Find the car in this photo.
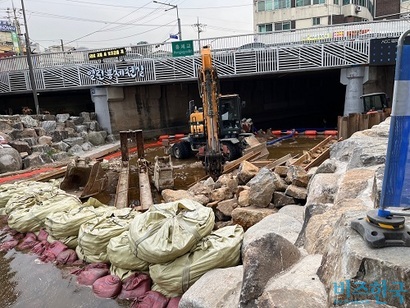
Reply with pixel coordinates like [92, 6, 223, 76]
[236, 42, 268, 51]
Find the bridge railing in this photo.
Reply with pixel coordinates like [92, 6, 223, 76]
[0, 19, 408, 73]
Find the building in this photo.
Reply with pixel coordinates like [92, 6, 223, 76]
[253, 0, 408, 33]
[0, 20, 20, 57]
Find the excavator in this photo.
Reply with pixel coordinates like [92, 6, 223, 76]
[168, 46, 264, 179]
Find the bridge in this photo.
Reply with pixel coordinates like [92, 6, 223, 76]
[0, 19, 407, 95]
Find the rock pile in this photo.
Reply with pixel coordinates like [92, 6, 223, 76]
[0, 112, 115, 174]
[161, 159, 309, 230]
[172, 117, 408, 307]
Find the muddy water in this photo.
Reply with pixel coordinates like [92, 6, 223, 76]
[0, 135, 327, 307]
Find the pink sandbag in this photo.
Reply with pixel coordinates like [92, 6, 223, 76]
[56, 249, 78, 265]
[31, 240, 50, 255]
[0, 239, 19, 252]
[118, 273, 152, 300]
[167, 297, 181, 308]
[77, 267, 110, 286]
[131, 291, 169, 308]
[92, 275, 122, 298]
[17, 233, 38, 250]
[39, 241, 68, 263]
[37, 229, 49, 241]
[71, 262, 108, 275]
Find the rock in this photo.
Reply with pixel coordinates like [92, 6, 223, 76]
[63, 137, 84, 147]
[88, 121, 100, 131]
[69, 116, 83, 125]
[237, 161, 259, 184]
[285, 184, 307, 200]
[88, 131, 105, 146]
[42, 121, 57, 135]
[316, 158, 337, 174]
[317, 210, 410, 307]
[51, 130, 69, 142]
[75, 125, 88, 133]
[232, 206, 276, 230]
[237, 188, 250, 207]
[240, 221, 301, 307]
[271, 172, 288, 192]
[188, 181, 212, 197]
[258, 254, 327, 308]
[334, 168, 376, 208]
[192, 194, 209, 205]
[247, 168, 276, 208]
[216, 198, 238, 220]
[278, 204, 305, 224]
[304, 199, 367, 254]
[23, 152, 53, 168]
[106, 134, 116, 143]
[67, 144, 84, 156]
[51, 141, 70, 152]
[38, 136, 53, 145]
[0, 120, 13, 131]
[161, 189, 194, 202]
[20, 115, 38, 128]
[51, 152, 69, 161]
[21, 128, 37, 138]
[9, 140, 32, 154]
[20, 137, 37, 146]
[179, 266, 243, 308]
[81, 142, 93, 151]
[273, 191, 295, 208]
[56, 113, 70, 123]
[216, 173, 238, 193]
[35, 127, 46, 137]
[0, 147, 22, 173]
[274, 165, 288, 177]
[210, 187, 233, 202]
[31, 144, 51, 153]
[372, 166, 384, 209]
[80, 112, 91, 122]
[286, 165, 309, 187]
[306, 173, 340, 205]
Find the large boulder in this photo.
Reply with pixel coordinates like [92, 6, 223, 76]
[232, 206, 276, 230]
[0, 147, 22, 173]
[247, 168, 276, 207]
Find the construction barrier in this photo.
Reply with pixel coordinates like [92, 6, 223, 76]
[324, 130, 338, 135]
[304, 130, 317, 135]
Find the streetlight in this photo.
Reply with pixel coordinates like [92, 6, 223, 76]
[153, 1, 182, 41]
[21, 0, 39, 115]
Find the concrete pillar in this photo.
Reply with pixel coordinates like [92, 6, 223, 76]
[340, 66, 369, 115]
[90, 87, 112, 133]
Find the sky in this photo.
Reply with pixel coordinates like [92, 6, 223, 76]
[0, 0, 254, 51]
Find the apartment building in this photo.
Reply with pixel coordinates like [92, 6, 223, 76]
[254, 0, 407, 33]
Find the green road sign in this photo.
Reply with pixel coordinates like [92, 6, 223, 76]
[172, 40, 194, 57]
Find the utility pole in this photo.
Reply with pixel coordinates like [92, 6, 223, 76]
[153, 1, 182, 41]
[12, 1, 23, 55]
[21, 0, 39, 115]
[192, 17, 206, 50]
[60, 39, 65, 52]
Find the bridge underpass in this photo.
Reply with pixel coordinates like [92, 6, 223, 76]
[0, 66, 392, 135]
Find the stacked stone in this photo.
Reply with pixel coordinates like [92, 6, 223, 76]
[0, 112, 115, 173]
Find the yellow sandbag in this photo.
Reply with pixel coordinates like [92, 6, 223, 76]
[76, 208, 137, 263]
[128, 199, 215, 264]
[7, 192, 82, 233]
[150, 225, 244, 297]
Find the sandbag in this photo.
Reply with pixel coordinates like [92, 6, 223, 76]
[128, 199, 214, 264]
[109, 265, 136, 281]
[56, 249, 78, 265]
[16, 232, 38, 250]
[77, 265, 110, 286]
[150, 225, 244, 297]
[4, 181, 62, 215]
[107, 231, 149, 271]
[118, 272, 152, 300]
[8, 192, 82, 233]
[76, 208, 137, 263]
[131, 291, 169, 308]
[40, 240, 68, 263]
[45, 200, 112, 239]
[92, 275, 122, 299]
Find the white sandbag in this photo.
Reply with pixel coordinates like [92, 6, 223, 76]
[76, 208, 137, 263]
[128, 199, 215, 264]
[107, 231, 149, 272]
[8, 192, 82, 233]
[45, 198, 113, 239]
[150, 225, 244, 297]
[5, 181, 63, 215]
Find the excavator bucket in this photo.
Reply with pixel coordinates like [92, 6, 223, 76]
[60, 158, 107, 198]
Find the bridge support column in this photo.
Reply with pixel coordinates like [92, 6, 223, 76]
[90, 87, 125, 134]
[340, 66, 369, 115]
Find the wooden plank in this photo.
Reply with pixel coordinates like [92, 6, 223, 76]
[303, 148, 330, 170]
[264, 154, 292, 170]
[33, 166, 67, 182]
[359, 113, 369, 131]
[348, 113, 360, 137]
[292, 136, 333, 166]
[138, 159, 153, 210]
[338, 116, 348, 141]
[223, 151, 259, 174]
[114, 162, 130, 209]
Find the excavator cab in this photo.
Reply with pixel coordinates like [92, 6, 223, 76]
[361, 92, 388, 113]
[219, 95, 242, 138]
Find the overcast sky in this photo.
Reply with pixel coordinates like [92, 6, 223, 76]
[0, 0, 254, 50]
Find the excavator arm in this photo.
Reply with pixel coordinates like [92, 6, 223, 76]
[198, 46, 224, 179]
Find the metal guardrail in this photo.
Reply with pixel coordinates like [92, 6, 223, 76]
[0, 19, 408, 94]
